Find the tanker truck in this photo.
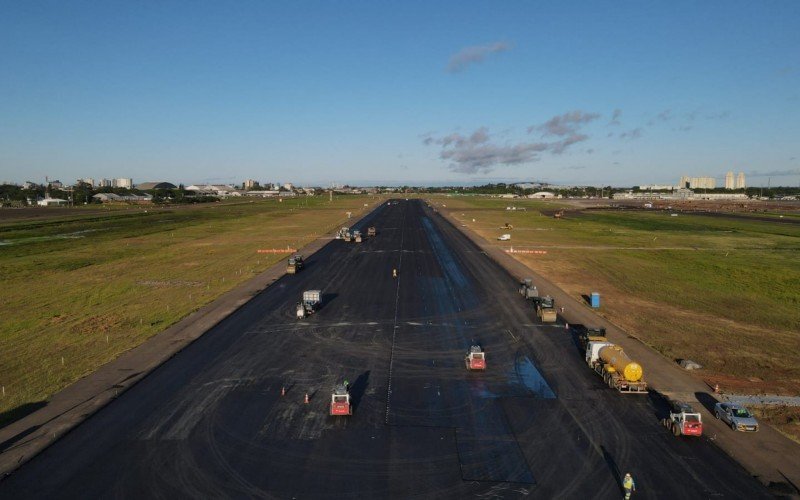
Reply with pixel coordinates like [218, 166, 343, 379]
[585, 341, 647, 393]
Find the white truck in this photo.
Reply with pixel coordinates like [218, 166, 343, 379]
[498, 234, 511, 241]
[296, 290, 322, 319]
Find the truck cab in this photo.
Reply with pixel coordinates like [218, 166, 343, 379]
[330, 385, 352, 416]
[585, 340, 614, 366]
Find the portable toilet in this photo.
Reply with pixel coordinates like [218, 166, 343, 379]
[590, 292, 600, 309]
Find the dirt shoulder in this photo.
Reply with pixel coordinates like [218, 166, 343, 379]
[432, 200, 800, 494]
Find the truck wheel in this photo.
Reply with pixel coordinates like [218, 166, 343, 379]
[673, 424, 681, 437]
[730, 421, 737, 431]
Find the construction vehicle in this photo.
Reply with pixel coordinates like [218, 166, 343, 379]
[353, 230, 362, 243]
[336, 227, 349, 240]
[533, 295, 557, 322]
[662, 399, 703, 437]
[503, 222, 514, 230]
[465, 345, 486, 370]
[343, 230, 352, 242]
[585, 341, 647, 393]
[296, 290, 322, 319]
[367, 226, 377, 237]
[286, 254, 304, 274]
[329, 384, 352, 416]
[554, 210, 564, 219]
[518, 278, 539, 300]
[578, 326, 607, 349]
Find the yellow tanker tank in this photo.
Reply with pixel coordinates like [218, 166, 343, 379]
[598, 345, 643, 382]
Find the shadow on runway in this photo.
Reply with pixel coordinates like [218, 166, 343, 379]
[349, 371, 370, 409]
[322, 292, 339, 308]
[695, 391, 721, 413]
[600, 445, 625, 496]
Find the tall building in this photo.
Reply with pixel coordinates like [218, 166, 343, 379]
[725, 171, 734, 190]
[113, 178, 133, 189]
[679, 176, 690, 189]
[684, 176, 715, 189]
[736, 172, 746, 189]
[243, 179, 257, 190]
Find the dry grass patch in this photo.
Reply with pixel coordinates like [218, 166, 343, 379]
[1, 196, 381, 424]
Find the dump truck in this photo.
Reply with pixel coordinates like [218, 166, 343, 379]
[336, 227, 349, 240]
[286, 254, 304, 274]
[585, 341, 647, 393]
[329, 384, 352, 416]
[578, 326, 607, 349]
[518, 278, 539, 300]
[296, 290, 322, 319]
[367, 226, 377, 237]
[533, 295, 557, 322]
[353, 230, 362, 243]
[465, 345, 486, 370]
[662, 399, 703, 437]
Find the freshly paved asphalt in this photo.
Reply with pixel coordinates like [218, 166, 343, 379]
[0, 199, 769, 499]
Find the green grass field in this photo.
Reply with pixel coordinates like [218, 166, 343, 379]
[435, 196, 800, 393]
[0, 196, 379, 423]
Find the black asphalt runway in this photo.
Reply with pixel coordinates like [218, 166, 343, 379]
[0, 199, 768, 499]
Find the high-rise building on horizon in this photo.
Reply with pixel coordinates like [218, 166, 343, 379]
[680, 175, 715, 190]
[725, 171, 734, 190]
[736, 172, 746, 189]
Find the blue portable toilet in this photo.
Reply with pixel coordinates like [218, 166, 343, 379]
[590, 292, 600, 308]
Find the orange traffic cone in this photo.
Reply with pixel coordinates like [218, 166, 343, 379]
[281, 386, 286, 397]
[304, 393, 310, 404]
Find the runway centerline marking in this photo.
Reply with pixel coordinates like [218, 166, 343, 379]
[385, 203, 407, 425]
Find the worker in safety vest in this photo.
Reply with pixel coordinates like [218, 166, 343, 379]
[623, 472, 636, 499]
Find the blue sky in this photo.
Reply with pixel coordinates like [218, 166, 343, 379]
[1, 1, 799, 187]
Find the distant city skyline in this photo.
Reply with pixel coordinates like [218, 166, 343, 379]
[1, 2, 799, 186]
